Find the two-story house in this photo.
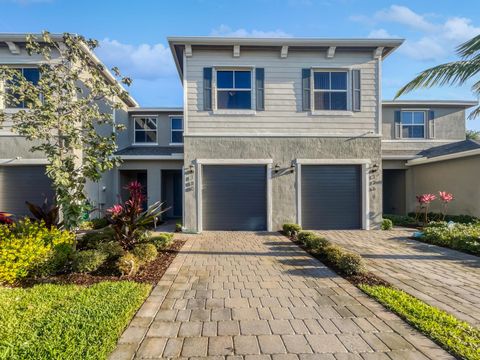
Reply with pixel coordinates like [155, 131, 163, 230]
[1, 34, 479, 231]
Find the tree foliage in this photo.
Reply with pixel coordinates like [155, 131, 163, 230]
[396, 34, 480, 119]
[0, 32, 132, 229]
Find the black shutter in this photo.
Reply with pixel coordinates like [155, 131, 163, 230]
[255, 68, 265, 111]
[203, 67, 212, 111]
[394, 110, 401, 138]
[428, 110, 435, 138]
[302, 68, 311, 111]
[352, 69, 361, 112]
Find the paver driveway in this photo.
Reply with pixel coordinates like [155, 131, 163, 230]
[110, 232, 451, 360]
[318, 229, 480, 327]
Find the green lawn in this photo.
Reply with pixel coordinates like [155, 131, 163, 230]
[0, 281, 151, 360]
[360, 284, 480, 360]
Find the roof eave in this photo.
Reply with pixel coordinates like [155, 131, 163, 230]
[383, 100, 478, 108]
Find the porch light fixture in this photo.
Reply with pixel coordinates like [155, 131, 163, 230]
[371, 164, 379, 173]
[274, 164, 280, 173]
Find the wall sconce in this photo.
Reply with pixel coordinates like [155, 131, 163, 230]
[189, 164, 195, 171]
[371, 164, 379, 173]
[289, 165, 295, 174]
[274, 164, 280, 173]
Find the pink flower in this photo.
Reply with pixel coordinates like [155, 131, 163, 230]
[125, 181, 142, 193]
[107, 204, 124, 216]
[416, 193, 436, 205]
[439, 191, 454, 203]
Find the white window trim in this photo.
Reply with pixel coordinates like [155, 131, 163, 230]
[400, 110, 426, 139]
[294, 159, 371, 230]
[132, 115, 158, 146]
[213, 67, 255, 113]
[170, 115, 184, 145]
[194, 158, 273, 233]
[311, 69, 350, 112]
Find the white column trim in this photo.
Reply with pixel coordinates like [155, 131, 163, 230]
[362, 163, 370, 230]
[266, 163, 273, 232]
[195, 161, 203, 233]
[295, 162, 302, 225]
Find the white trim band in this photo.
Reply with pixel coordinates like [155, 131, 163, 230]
[0, 158, 48, 165]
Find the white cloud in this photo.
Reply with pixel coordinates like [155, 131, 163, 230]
[210, 25, 292, 38]
[95, 39, 176, 80]
[374, 5, 436, 32]
[367, 29, 397, 39]
[354, 5, 480, 61]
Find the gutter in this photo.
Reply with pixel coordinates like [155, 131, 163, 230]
[406, 148, 480, 166]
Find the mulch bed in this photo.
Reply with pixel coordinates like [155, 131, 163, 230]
[21, 240, 186, 287]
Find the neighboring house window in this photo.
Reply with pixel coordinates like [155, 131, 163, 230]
[216, 70, 252, 109]
[313, 71, 347, 110]
[6, 68, 40, 108]
[401, 111, 425, 138]
[134, 117, 157, 144]
[171, 117, 183, 144]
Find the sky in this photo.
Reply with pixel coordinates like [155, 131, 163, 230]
[1, 0, 480, 129]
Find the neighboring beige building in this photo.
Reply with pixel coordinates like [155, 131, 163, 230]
[0, 34, 478, 230]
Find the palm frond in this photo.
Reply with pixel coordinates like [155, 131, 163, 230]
[395, 59, 480, 98]
[456, 34, 480, 58]
[468, 105, 480, 120]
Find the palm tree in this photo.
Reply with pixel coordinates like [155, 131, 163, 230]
[395, 34, 480, 119]
[466, 129, 480, 140]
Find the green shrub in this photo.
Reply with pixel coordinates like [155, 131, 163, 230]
[77, 227, 114, 249]
[72, 250, 107, 273]
[383, 214, 417, 227]
[116, 252, 140, 276]
[407, 212, 478, 224]
[310, 237, 330, 252]
[148, 232, 174, 250]
[381, 218, 393, 230]
[283, 223, 302, 238]
[91, 217, 109, 229]
[0, 220, 75, 284]
[297, 231, 317, 246]
[78, 221, 94, 230]
[132, 243, 158, 264]
[297, 231, 330, 252]
[421, 222, 480, 255]
[96, 241, 125, 259]
[337, 252, 366, 276]
[323, 244, 344, 265]
[175, 222, 182, 232]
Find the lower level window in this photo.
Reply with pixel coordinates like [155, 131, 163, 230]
[401, 111, 425, 138]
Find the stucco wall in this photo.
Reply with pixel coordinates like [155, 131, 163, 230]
[184, 136, 382, 232]
[407, 156, 480, 216]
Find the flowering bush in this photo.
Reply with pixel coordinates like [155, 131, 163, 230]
[438, 191, 454, 220]
[0, 212, 14, 225]
[107, 181, 166, 250]
[415, 193, 437, 224]
[0, 219, 75, 284]
[422, 222, 480, 255]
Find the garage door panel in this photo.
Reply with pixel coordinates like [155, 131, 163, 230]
[302, 165, 361, 230]
[0, 166, 54, 217]
[203, 165, 266, 231]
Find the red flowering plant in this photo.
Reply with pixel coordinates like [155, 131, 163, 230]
[415, 193, 437, 224]
[438, 191, 454, 220]
[0, 212, 14, 225]
[107, 181, 166, 250]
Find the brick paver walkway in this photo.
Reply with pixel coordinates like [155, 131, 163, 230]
[110, 232, 451, 360]
[317, 229, 480, 327]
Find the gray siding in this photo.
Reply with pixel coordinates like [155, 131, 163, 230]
[185, 49, 379, 136]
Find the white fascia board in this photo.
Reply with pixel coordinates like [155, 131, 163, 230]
[195, 159, 273, 165]
[119, 154, 184, 160]
[295, 158, 371, 165]
[0, 158, 48, 165]
[382, 155, 419, 160]
[406, 149, 480, 166]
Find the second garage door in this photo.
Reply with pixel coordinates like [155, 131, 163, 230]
[0, 165, 55, 217]
[202, 165, 267, 231]
[301, 165, 362, 230]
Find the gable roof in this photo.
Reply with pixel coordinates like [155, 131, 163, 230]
[0, 33, 138, 107]
[407, 139, 480, 166]
[168, 36, 404, 80]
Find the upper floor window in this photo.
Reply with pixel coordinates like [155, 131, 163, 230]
[6, 68, 40, 108]
[134, 117, 157, 144]
[401, 111, 425, 138]
[171, 117, 183, 144]
[313, 71, 347, 111]
[217, 70, 252, 109]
